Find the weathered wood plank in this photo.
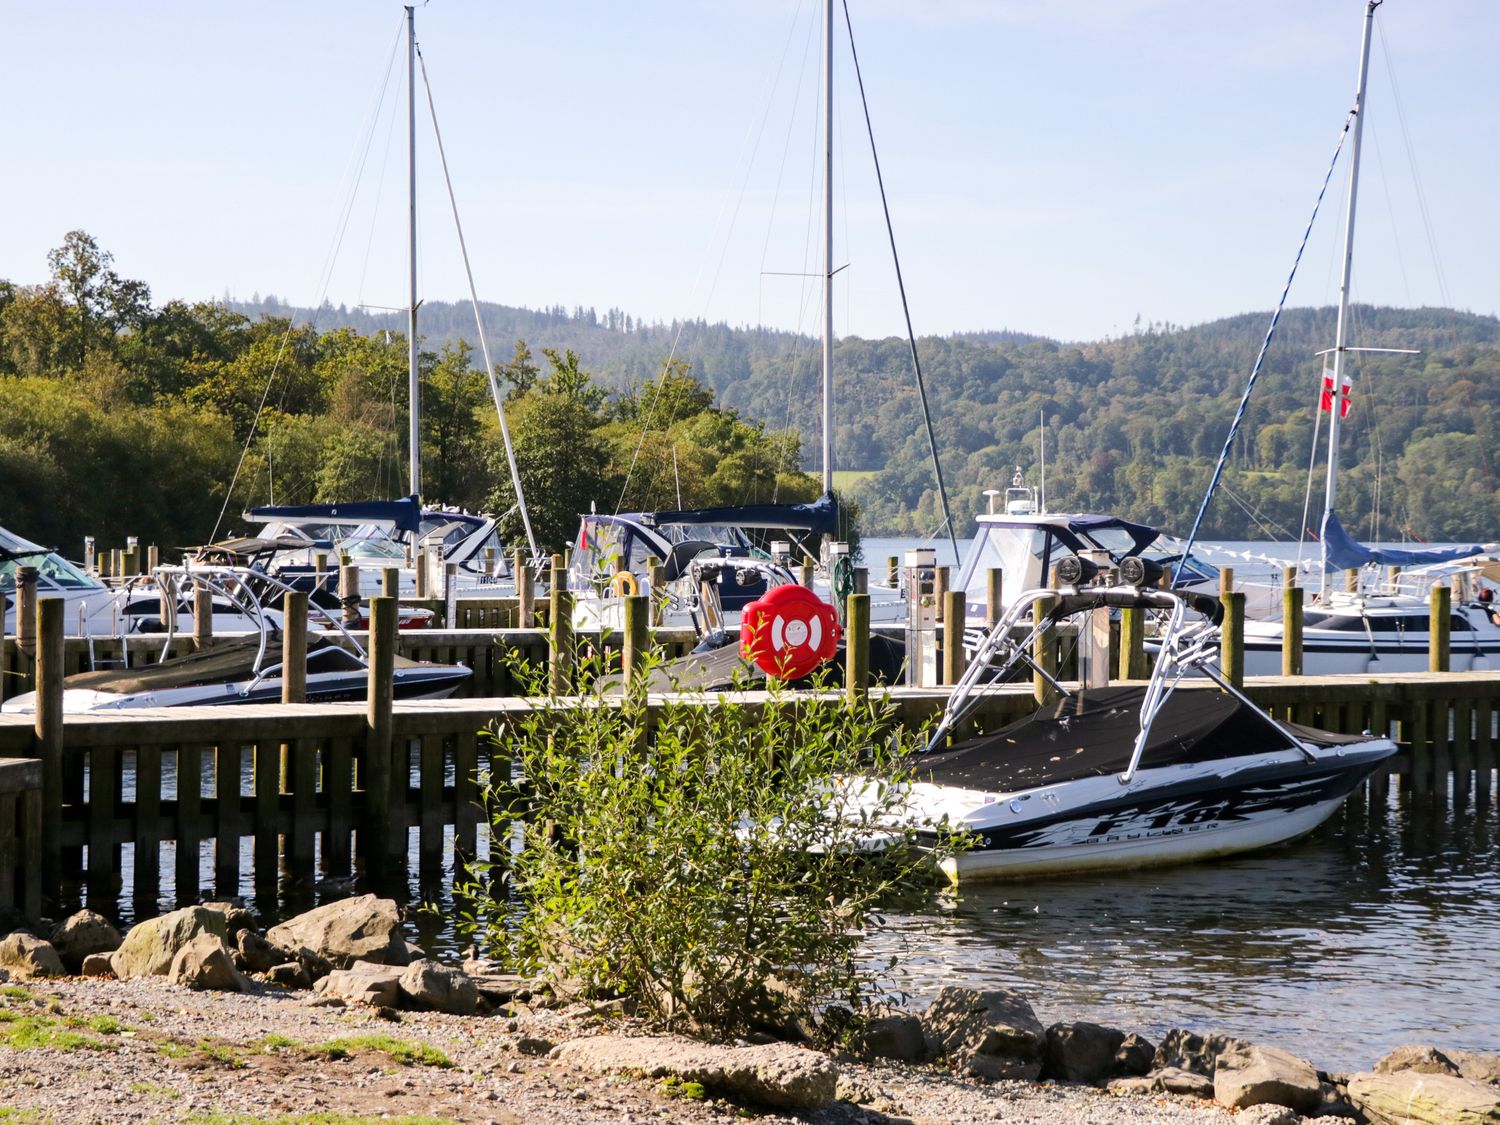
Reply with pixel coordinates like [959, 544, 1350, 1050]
[175, 745, 203, 904]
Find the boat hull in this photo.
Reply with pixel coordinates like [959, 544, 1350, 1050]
[911, 742, 1393, 883]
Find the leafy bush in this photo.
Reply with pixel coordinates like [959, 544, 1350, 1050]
[461, 652, 963, 1041]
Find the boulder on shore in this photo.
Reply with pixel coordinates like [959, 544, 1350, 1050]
[1152, 1027, 1247, 1077]
[0, 932, 66, 979]
[49, 910, 121, 972]
[110, 907, 229, 979]
[1042, 1021, 1126, 1084]
[314, 964, 405, 1008]
[920, 987, 1045, 1081]
[168, 933, 251, 993]
[555, 1035, 838, 1110]
[398, 959, 479, 1015]
[1348, 1069, 1500, 1124]
[266, 895, 409, 969]
[1212, 1043, 1323, 1113]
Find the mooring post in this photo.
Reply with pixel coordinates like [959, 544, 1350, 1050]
[282, 591, 308, 704]
[852, 565, 868, 595]
[933, 566, 950, 623]
[444, 562, 459, 630]
[365, 596, 398, 867]
[340, 562, 360, 627]
[942, 589, 965, 686]
[1430, 583, 1451, 673]
[1282, 566, 1303, 677]
[986, 567, 1004, 628]
[887, 555, 899, 588]
[414, 548, 428, 599]
[514, 550, 534, 629]
[192, 585, 213, 650]
[35, 597, 63, 898]
[1219, 567, 1234, 598]
[1223, 591, 1246, 687]
[622, 594, 648, 685]
[1119, 603, 1147, 680]
[146, 544, 159, 571]
[382, 567, 400, 599]
[549, 555, 574, 694]
[1033, 593, 1057, 704]
[845, 592, 870, 704]
[1345, 567, 1360, 594]
[799, 560, 815, 589]
[109, 549, 123, 580]
[122, 546, 139, 577]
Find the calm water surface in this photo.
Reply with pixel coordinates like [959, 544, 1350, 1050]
[862, 784, 1500, 1074]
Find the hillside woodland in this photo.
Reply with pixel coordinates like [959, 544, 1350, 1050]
[5, 231, 1499, 554]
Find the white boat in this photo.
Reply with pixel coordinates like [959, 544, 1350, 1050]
[871, 561, 1395, 882]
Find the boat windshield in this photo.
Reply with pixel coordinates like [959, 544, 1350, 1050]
[341, 538, 405, 561]
[957, 525, 1050, 596]
[656, 523, 753, 550]
[0, 547, 102, 592]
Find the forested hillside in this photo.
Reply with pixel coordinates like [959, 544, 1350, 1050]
[4, 231, 1496, 558]
[240, 294, 1500, 543]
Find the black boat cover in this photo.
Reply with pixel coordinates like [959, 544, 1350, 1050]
[915, 686, 1367, 793]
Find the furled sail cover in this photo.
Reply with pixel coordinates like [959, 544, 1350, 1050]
[1320, 512, 1479, 572]
[648, 491, 839, 535]
[246, 495, 424, 536]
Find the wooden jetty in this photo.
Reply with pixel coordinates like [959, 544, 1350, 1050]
[1, 583, 1497, 918]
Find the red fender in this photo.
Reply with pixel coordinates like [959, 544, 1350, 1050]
[739, 583, 841, 680]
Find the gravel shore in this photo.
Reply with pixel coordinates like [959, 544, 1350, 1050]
[0, 976, 1244, 1125]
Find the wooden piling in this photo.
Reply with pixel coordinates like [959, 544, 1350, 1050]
[1222, 591, 1245, 688]
[192, 586, 213, 650]
[15, 566, 37, 661]
[340, 563, 361, 626]
[514, 550, 534, 628]
[1033, 593, 1057, 704]
[382, 567, 400, 599]
[942, 589, 965, 686]
[1119, 603, 1147, 680]
[548, 556, 574, 695]
[622, 594, 648, 685]
[1430, 584, 1451, 673]
[798, 561, 815, 590]
[887, 555, 899, 588]
[987, 568, 1004, 628]
[1282, 568, 1303, 677]
[365, 596, 397, 866]
[1219, 567, 1234, 598]
[933, 566, 950, 624]
[34, 598, 63, 898]
[845, 593, 870, 704]
[1345, 568, 1359, 594]
[281, 591, 308, 704]
[414, 549, 428, 599]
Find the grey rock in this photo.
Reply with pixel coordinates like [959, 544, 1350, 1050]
[397, 959, 479, 1015]
[467, 972, 534, 1004]
[1213, 1042, 1323, 1113]
[1153, 1027, 1248, 1077]
[855, 1011, 927, 1063]
[1374, 1044, 1461, 1077]
[1042, 1021, 1126, 1084]
[1348, 1070, 1500, 1124]
[920, 986, 1045, 1081]
[1107, 1076, 1160, 1097]
[110, 906, 229, 979]
[1449, 1050, 1500, 1085]
[235, 930, 283, 975]
[199, 901, 255, 938]
[1234, 1105, 1300, 1125]
[1153, 1066, 1215, 1099]
[313, 964, 404, 1008]
[0, 932, 65, 978]
[167, 933, 252, 993]
[1114, 1033, 1156, 1077]
[266, 895, 409, 969]
[555, 1034, 838, 1110]
[48, 910, 121, 972]
[266, 961, 312, 989]
[79, 952, 116, 978]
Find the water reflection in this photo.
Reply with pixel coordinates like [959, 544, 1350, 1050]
[864, 781, 1500, 1073]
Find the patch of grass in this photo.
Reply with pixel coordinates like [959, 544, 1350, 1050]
[0, 986, 35, 1003]
[260, 1033, 300, 1051]
[197, 1039, 246, 1068]
[62, 1014, 122, 1035]
[129, 1081, 182, 1098]
[158, 1041, 195, 1058]
[137, 1010, 155, 1022]
[310, 1035, 453, 1069]
[660, 1075, 707, 1100]
[0, 1109, 42, 1122]
[0, 1012, 113, 1052]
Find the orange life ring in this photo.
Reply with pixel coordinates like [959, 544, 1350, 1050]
[609, 571, 640, 597]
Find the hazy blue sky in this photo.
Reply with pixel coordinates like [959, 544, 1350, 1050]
[4, 1, 1497, 342]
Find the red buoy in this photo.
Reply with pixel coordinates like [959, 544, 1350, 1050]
[739, 583, 841, 680]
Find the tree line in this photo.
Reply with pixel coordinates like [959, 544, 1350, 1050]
[0, 233, 818, 555]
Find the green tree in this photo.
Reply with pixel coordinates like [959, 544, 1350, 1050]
[44, 230, 151, 365]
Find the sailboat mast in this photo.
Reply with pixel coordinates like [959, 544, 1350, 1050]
[820, 0, 834, 496]
[406, 5, 421, 500]
[1319, 0, 1380, 595]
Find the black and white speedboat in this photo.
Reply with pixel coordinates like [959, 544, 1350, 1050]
[879, 559, 1395, 881]
[0, 566, 470, 714]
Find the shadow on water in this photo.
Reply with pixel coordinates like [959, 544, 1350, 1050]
[863, 778, 1500, 1073]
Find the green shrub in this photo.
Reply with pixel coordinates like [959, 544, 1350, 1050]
[460, 651, 963, 1041]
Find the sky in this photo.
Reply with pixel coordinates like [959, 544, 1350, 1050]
[4, 1, 1498, 344]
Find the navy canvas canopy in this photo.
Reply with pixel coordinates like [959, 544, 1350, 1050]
[647, 491, 839, 536]
[246, 496, 424, 537]
[1320, 511, 1479, 571]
